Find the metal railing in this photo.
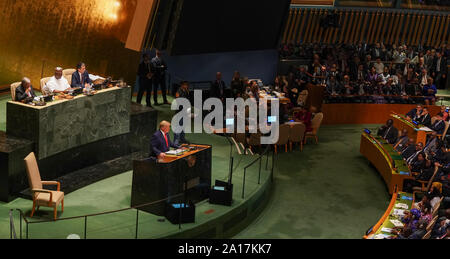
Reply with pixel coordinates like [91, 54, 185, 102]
[9, 192, 188, 239]
[241, 145, 275, 199]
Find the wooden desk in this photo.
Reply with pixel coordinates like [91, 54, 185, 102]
[364, 192, 414, 239]
[131, 144, 212, 216]
[391, 113, 432, 144]
[158, 144, 210, 163]
[360, 133, 413, 194]
[6, 86, 131, 159]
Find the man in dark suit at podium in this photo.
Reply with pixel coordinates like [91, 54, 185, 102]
[150, 120, 180, 159]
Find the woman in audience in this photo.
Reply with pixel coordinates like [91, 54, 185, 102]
[294, 106, 316, 133]
[411, 152, 427, 173]
[423, 77, 437, 105]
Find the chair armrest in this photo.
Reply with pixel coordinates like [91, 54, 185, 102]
[31, 189, 53, 206]
[41, 181, 60, 191]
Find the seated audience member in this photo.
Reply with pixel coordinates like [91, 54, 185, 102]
[15, 77, 36, 103]
[423, 77, 437, 105]
[404, 159, 434, 192]
[401, 139, 417, 159]
[377, 119, 398, 144]
[436, 105, 449, 122]
[248, 80, 260, 103]
[406, 142, 424, 165]
[42, 67, 71, 94]
[379, 66, 391, 85]
[342, 75, 354, 95]
[294, 106, 316, 133]
[325, 75, 342, 102]
[406, 219, 427, 239]
[433, 221, 450, 239]
[394, 129, 409, 151]
[373, 58, 385, 75]
[417, 107, 432, 127]
[410, 152, 427, 172]
[431, 114, 446, 135]
[295, 66, 309, 91]
[406, 104, 423, 121]
[393, 225, 413, 239]
[413, 194, 432, 212]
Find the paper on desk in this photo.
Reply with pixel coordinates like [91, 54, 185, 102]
[417, 126, 433, 132]
[395, 203, 409, 210]
[165, 150, 178, 155]
[89, 74, 106, 81]
[373, 233, 391, 239]
[393, 209, 406, 217]
[381, 227, 393, 233]
[390, 219, 404, 228]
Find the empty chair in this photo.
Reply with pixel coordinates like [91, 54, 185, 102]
[40, 77, 52, 90]
[10, 82, 21, 101]
[289, 123, 306, 151]
[63, 68, 76, 85]
[24, 152, 64, 220]
[274, 124, 290, 154]
[305, 112, 324, 144]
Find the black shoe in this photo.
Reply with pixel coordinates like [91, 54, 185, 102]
[146, 103, 152, 108]
[154, 102, 159, 106]
[163, 101, 171, 105]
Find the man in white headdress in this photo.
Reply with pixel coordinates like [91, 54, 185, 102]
[43, 67, 71, 94]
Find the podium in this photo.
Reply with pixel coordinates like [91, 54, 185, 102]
[130, 144, 212, 216]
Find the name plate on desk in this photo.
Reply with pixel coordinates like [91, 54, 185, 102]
[417, 126, 433, 132]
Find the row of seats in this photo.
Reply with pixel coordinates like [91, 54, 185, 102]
[10, 68, 76, 101]
[231, 112, 324, 155]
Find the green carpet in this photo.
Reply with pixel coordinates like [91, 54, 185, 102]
[0, 93, 391, 239]
[234, 124, 390, 239]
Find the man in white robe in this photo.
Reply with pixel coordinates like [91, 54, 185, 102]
[43, 67, 70, 94]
